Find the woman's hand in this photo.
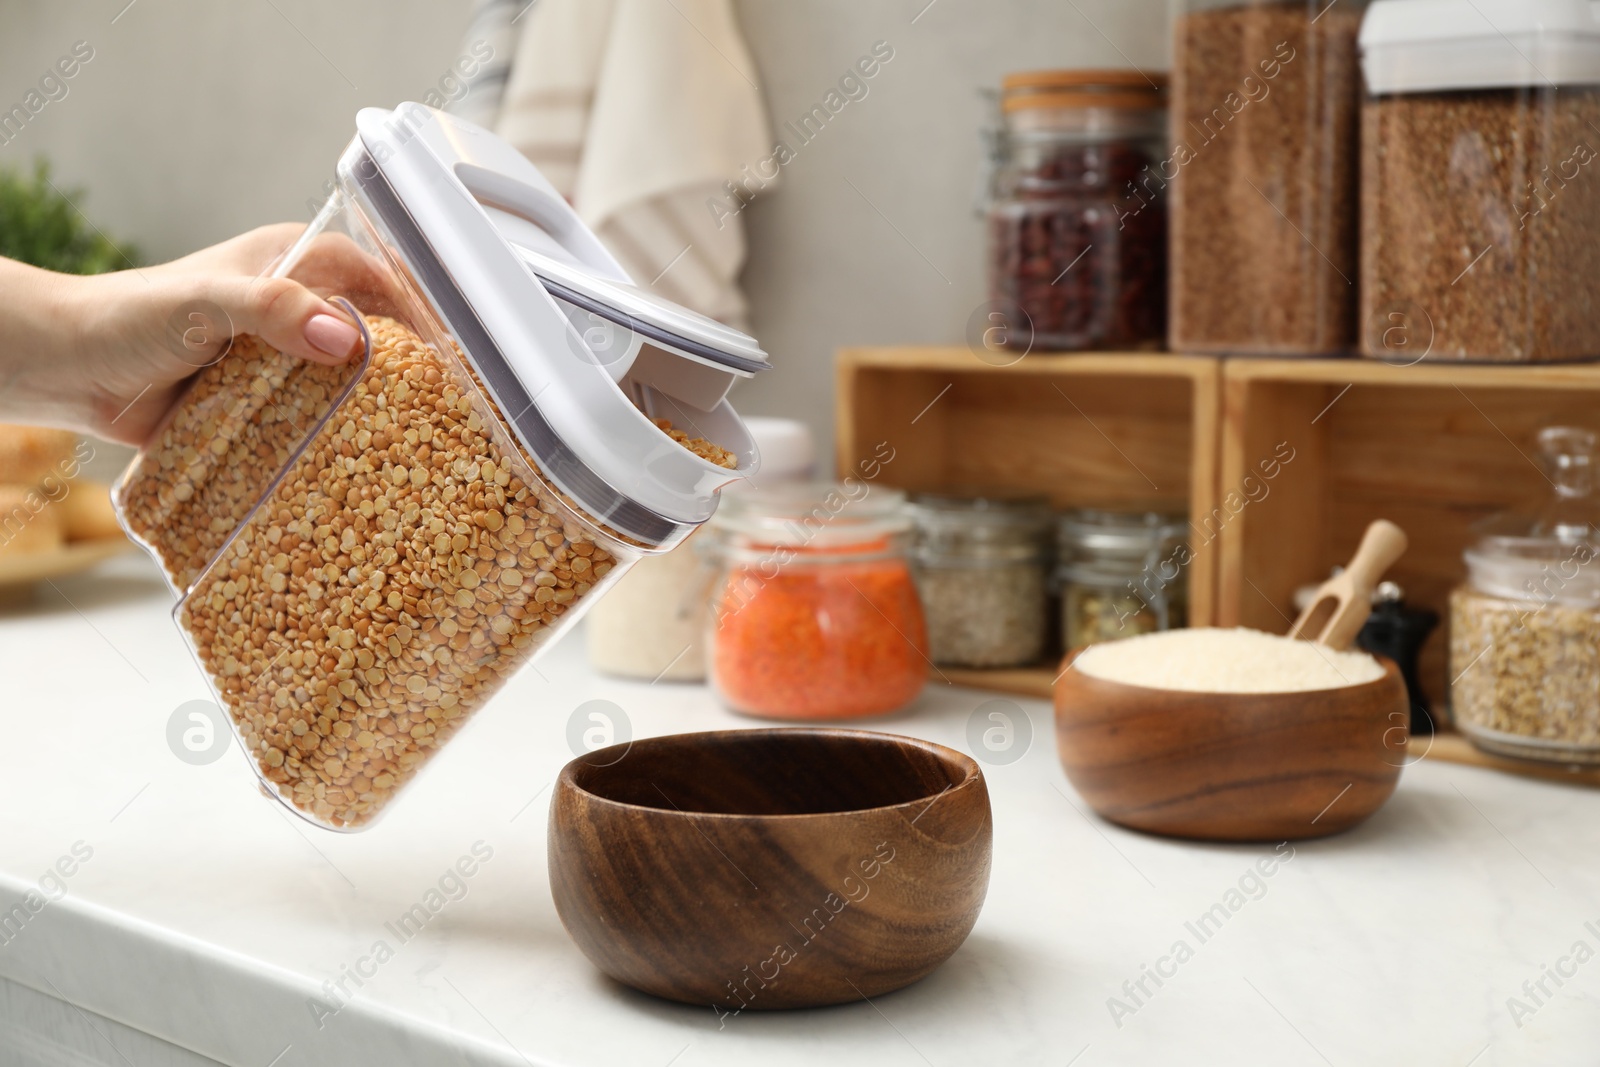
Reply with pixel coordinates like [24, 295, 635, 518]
[1, 223, 362, 445]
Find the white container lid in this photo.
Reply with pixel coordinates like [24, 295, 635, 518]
[342, 104, 770, 547]
[1361, 0, 1600, 93]
[523, 250, 769, 374]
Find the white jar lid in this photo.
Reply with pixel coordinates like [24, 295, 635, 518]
[1361, 0, 1600, 93]
[739, 418, 816, 486]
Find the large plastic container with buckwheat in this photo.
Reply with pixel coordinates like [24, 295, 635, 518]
[1170, 0, 1368, 356]
[1359, 0, 1600, 362]
[113, 104, 768, 829]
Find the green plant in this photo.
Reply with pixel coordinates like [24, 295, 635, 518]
[0, 159, 138, 274]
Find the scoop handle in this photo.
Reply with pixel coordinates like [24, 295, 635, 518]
[1345, 520, 1409, 600]
[1317, 520, 1409, 650]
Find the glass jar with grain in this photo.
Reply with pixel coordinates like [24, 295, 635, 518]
[985, 70, 1168, 352]
[1170, 0, 1367, 355]
[909, 492, 1052, 668]
[112, 104, 768, 829]
[1359, 0, 1600, 363]
[1450, 428, 1600, 765]
[704, 485, 927, 719]
[1057, 508, 1189, 650]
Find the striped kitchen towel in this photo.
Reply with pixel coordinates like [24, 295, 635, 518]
[447, 0, 773, 329]
[443, 0, 522, 130]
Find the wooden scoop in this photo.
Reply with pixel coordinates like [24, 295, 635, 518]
[1288, 520, 1409, 650]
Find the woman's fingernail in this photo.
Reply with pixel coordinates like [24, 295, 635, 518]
[305, 313, 360, 360]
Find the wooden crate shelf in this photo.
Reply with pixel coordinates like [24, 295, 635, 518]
[838, 348, 1600, 786]
[837, 347, 1217, 701]
[1216, 358, 1600, 713]
[940, 665, 1057, 700]
[835, 347, 1220, 631]
[1405, 732, 1600, 788]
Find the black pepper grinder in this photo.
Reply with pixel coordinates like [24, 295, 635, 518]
[1356, 581, 1439, 734]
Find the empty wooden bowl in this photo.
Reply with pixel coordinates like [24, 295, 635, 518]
[549, 728, 991, 1011]
[1054, 655, 1408, 841]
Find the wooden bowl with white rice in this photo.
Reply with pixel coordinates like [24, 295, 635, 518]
[1054, 628, 1408, 841]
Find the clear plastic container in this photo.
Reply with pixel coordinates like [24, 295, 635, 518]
[1056, 508, 1189, 649]
[1170, 0, 1367, 355]
[113, 104, 767, 829]
[1359, 0, 1600, 362]
[1450, 427, 1600, 764]
[704, 485, 927, 719]
[985, 71, 1168, 351]
[910, 492, 1052, 667]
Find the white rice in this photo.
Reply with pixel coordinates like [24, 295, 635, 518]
[1073, 627, 1385, 693]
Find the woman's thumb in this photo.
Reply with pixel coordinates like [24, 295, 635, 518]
[206, 274, 362, 366]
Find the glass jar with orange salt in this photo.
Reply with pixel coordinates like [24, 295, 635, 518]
[703, 484, 928, 719]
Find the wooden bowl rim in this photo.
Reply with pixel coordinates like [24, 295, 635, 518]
[557, 727, 984, 822]
[1057, 648, 1403, 706]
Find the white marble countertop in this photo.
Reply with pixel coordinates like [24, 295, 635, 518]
[1, 554, 1598, 1066]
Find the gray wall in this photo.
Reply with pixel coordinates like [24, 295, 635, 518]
[735, 0, 1170, 457]
[0, 0, 1170, 471]
[0, 0, 478, 256]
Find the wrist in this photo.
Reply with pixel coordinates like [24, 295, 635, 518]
[1, 257, 66, 349]
[0, 260, 81, 409]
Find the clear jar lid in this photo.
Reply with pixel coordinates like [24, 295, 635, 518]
[910, 492, 1052, 564]
[1466, 426, 1600, 603]
[1057, 507, 1186, 555]
[707, 483, 911, 552]
[1056, 507, 1188, 581]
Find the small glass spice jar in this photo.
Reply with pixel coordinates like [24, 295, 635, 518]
[1056, 508, 1189, 649]
[909, 493, 1052, 668]
[704, 485, 928, 719]
[1450, 427, 1600, 765]
[984, 70, 1168, 351]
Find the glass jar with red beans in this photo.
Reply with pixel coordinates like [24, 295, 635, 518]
[985, 71, 1168, 352]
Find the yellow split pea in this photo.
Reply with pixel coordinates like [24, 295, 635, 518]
[181, 317, 619, 829]
[118, 336, 352, 590]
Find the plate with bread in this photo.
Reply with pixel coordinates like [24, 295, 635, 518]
[0, 426, 132, 598]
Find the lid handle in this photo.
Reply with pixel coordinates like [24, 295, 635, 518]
[1541, 426, 1597, 499]
[454, 163, 623, 282]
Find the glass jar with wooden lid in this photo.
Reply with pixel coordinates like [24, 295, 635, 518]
[984, 70, 1168, 353]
